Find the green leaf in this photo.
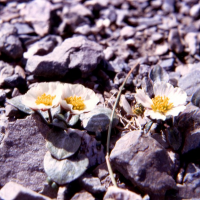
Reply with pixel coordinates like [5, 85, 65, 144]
[46, 129, 81, 160]
[80, 107, 119, 133]
[44, 151, 89, 185]
[68, 114, 79, 126]
[149, 65, 169, 83]
[6, 95, 34, 115]
[166, 127, 182, 151]
[191, 88, 200, 108]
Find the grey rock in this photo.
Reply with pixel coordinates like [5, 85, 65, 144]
[75, 24, 91, 35]
[0, 114, 51, 191]
[162, 0, 175, 12]
[190, 4, 200, 18]
[93, 162, 109, 181]
[0, 63, 14, 87]
[25, 36, 103, 78]
[178, 69, 200, 98]
[103, 186, 143, 200]
[109, 57, 129, 73]
[120, 26, 135, 38]
[0, 89, 6, 103]
[80, 107, 119, 133]
[71, 190, 95, 200]
[14, 23, 35, 35]
[114, 71, 133, 86]
[24, 35, 62, 59]
[155, 43, 168, 55]
[0, 6, 19, 22]
[185, 32, 198, 55]
[69, 3, 92, 17]
[103, 47, 115, 60]
[178, 104, 200, 155]
[168, 29, 184, 54]
[75, 129, 105, 167]
[0, 23, 23, 59]
[110, 130, 177, 196]
[5, 104, 21, 117]
[4, 74, 26, 88]
[24, 0, 52, 36]
[178, 163, 200, 199]
[79, 174, 106, 195]
[151, 33, 164, 42]
[160, 58, 175, 70]
[0, 182, 51, 200]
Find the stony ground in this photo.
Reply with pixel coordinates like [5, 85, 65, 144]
[0, 0, 200, 200]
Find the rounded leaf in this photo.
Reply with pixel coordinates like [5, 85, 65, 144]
[6, 95, 34, 114]
[166, 127, 182, 151]
[149, 65, 169, 83]
[46, 129, 81, 160]
[191, 88, 200, 108]
[44, 151, 89, 185]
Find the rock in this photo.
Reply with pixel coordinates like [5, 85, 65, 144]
[114, 71, 133, 86]
[93, 162, 109, 181]
[162, 0, 175, 12]
[103, 186, 143, 200]
[0, 23, 23, 59]
[71, 190, 95, 200]
[0, 6, 19, 22]
[4, 74, 26, 88]
[110, 130, 177, 196]
[103, 47, 115, 60]
[190, 4, 200, 19]
[168, 29, 184, 54]
[178, 69, 200, 98]
[178, 163, 200, 199]
[24, 35, 62, 59]
[80, 107, 119, 133]
[14, 23, 35, 35]
[0, 114, 51, 191]
[0, 182, 51, 200]
[185, 32, 198, 55]
[108, 57, 129, 73]
[155, 43, 168, 56]
[0, 89, 6, 103]
[5, 104, 21, 118]
[25, 36, 103, 78]
[78, 174, 106, 195]
[178, 104, 200, 156]
[151, 32, 164, 42]
[0, 63, 14, 87]
[120, 26, 135, 38]
[160, 58, 175, 71]
[24, 0, 52, 36]
[74, 128, 105, 167]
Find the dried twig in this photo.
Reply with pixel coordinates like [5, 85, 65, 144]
[106, 61, 140, 187]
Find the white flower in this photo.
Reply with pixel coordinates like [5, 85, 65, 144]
[60, 83, 99, 114]
[22, 82, 63, 111]
[135, 82, 187, 120]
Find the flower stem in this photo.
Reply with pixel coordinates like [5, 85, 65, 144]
[48, 109, 53, 123]
[106, 61, 139, 187]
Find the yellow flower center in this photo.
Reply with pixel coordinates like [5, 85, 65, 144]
[151, 95, 173, 113]
[65, 96, 85, 110]
[35, 93, 56, 106]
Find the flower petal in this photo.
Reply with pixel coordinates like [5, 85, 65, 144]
[120, 95, 133, 114]
[135, 89, 152, 108]
[165, 105, 186, 117]
[145, 109, 166, 121]
[60, 83, 99, 114]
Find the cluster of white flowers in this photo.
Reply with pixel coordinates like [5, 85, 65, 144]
[22, 82, 99, 114]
